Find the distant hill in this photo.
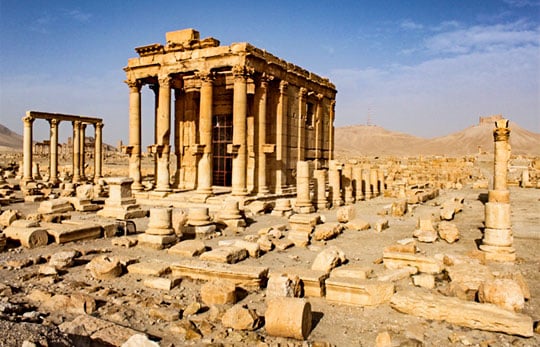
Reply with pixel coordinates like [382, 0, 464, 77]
[0, 124, 23, 152]
[335, 120, 540, 157]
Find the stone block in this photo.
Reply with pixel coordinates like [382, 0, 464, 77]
[127, 261, 170, 276]
[149, 307, 180, 322]
[182, 224, 216, 239]
[374, 219, 389, 232]
[231, 240, 261, 258]
[267, 273, 301, 298]
[287, 230, 311, 247]
[168, 240, 206, 257]
[199, 246, 248, 264]
[274, 238, 294, 250]
[37, 198, 74, 214]
[377, 266, 417, 282]
[122, 334, 160, 347]
[330, 265, 372, 280]
[42, 221, 101, 244]
[344, 218, 370, 231]
[200, 280, 237, 305]
[170, 260, 268, 290]
[222, 304, 260, 331]
[336, 205, 356, 223]
[3, 225, 48, 248]
[49, 250, 78, 269]
[390, 199, 408, 217]
[412, 273, 435, 289]
[0, 209, 18, 227]
[143, 277, 180, 291]
[312, 223, 343, 241]
[478, 278, 525, 312]
[265, 297, 312, 340]
[326, 278, 394, 307]
[438, 221, 460, 243]
[282, 267, 328, 297]
[383, 251, 443, 274]
[137, 233, 176, 249]
[446, 263, 494, 299]
[86, 255, 123, 280]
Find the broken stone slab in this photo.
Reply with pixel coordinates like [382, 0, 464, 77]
[312, 223, 343, 241]
[492, 270, 531, 300]
[59, 314, 147, 346]
[311, 246, 347, 273]
[149, 307, 180, 322]
[377, 266, 418, 282]
[287, 230, 311, 247]
[86, 255, 123, 280]
[199, 246, 248, 264]
[49, 250, 79, 269]
[143, 277, 180, 291]
[137, 233, 177, 250]
[265, 297, 312, 340]
[344, 218, 370, 231]
[200, 280, 237, 305]
[412, 273, 435, 289]
[390, 289, 533, 337]
[37, 198, 74, 214]
[274, 238, 294, 250]
[325, 278, 394, 307]
[0, 209, 19, 227]
[478, 278, 525, 312]
[336, 205, 356, 223]
[41, 221, 101, 244]
[374, 219, 389, 232]
[446, 263, 494, 300]
[182, 224, 217, 240]
[222, 304, 260, 331]
[257, 235, 274, 252]
[121, 334, 160, 347]
[383, 251, 443, 274]
[168, 239, 207, 257]
[413, 229, 438, 243]
[127, 261, 170, 276]
[384, 242, 417, 254]
[438, 221, 460, 243]
[66, 197, 101, 212]
[281, 267, 328, 298]
[330, 265, 372, 280]
[228, 240, 261, 258]
[171, 260, 268, 290]
[390, 200, 408, 217]
[289, 213, 320, 230]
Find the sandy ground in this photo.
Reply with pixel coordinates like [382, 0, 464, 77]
[1, 172, 539, 346]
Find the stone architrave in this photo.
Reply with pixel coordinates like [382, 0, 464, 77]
[97, 177, 147, 219]
[480, 119, 515, 262]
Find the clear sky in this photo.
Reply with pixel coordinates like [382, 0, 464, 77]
[0, 0, 539, 146]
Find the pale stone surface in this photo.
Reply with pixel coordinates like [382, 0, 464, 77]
[266, 273, 301, 297]
[377, 266, 417, 282]
[478, 278, 525, 312]
[86, 255, 123, 280]
[121, 334, 160, 347]
[344, 218, 370, 231]
[149, 307, 180, 321]
[383, 251, 443, 274]
[330, 265, 372, 280]
[42, 221, 102, 244]
[311, 246, 347, 273]
[446, 263, 494, 300]
[143, 277, 180, 291]
[336, 205, 356, 223]
[3, 225, 48, 248]
[390, 289, 533, 337]
[137, 233, 176, 249]
[200, 246, 248, 264]
[281, 267, 328, 298]
[265, 297, 312, 340]
[168, 239, 206, 257]
[390, 200, 407, 217]
[326, 278, 394, 307]
[375, 331, 392, 347]
[0, 209, 18, 227]
[49, 250, 78, 269]
[37, 198, 74, 214]
[438, 221, 460, 243]
[374, 219, 389, 232]
[312, 223, 343, 241]
[222, 304, 260, 331]
[127, 261, 170, 276]
[412, 273, 435, 289]
[200, 281, 237, 305]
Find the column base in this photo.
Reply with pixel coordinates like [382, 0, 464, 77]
[232, 189, 248, 197]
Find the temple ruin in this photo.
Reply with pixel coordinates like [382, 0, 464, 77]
[123, 28, 337, 197]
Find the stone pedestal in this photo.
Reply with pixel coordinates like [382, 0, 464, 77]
[217, 199, 246, 232]
[97, 177, 147, 219]
[271, 198, 293, 217]
[294, 161, 314, 213]
[183, 207, 216, 239]
[480, 119, 515, 261]
[139, 208, 176, 249]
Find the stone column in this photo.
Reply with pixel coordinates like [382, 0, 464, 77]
[232, 65, 248, 196]
[48, 119, 59, 185]
[72, 120, 81, 183]
[155, 74, 172, 192]
[94, 122, 103, 182]
[329, 100, 336, 160]
[174, 87, 184, 188]
[480, 119, 515, 261]
[343, 162, 355, 205]
[127, 80, 143, 191]
[370, 168, 379, 197]
[314, 169, 328, 210]
[297, 87, 307, 161]
[314, 94, 324, 169]
[378, 169, 385, 196]
[328, 160, 343, 207]
[257, 76, 270, 195]
[352, 164, 363, 201]
[275, 80, 288, 194]
[79, 123, 86, 180]
[362, 168, 372, 199]
[196, 71, 214, 196]
[22, 115, 34, 184]
[295, 161, 314, 213]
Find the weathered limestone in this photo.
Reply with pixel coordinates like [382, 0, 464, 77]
[328, 160, 343, 206]
[266, 273, 301, 298]
[170, 260, 268, 290]
[438, 221, 460, 243]
[383, 251, 443, 274]
[265, 297, 312, 340]
[97, 177, 147, 219]
[183, 207, 216, 239]
[42, 221, 102, 244]
[3, 220, 48, 248]
[390, 289, 533, 337]
[282, 267, 328, 297]
[311, 246, 346, 273]
[271, 198, 293, 217]
[413, 216, 438, 243]
[37, 198, 74, 214]
[199, 246, 248, 264]
[168, 240, 206, 257]
[480, 119, 516, 261]
[288, 213, 320, 247]
[127, 261, 170, 277]
[312, 223, 343, 241]
[326, 278, 394, 307]
[478, 278, 525, 312]
[86, 255, 123, 280]
[336, 205, 356, 223]
[222, 304, 260, 331]
[201, 281, 237, 305]
[313, 169, 329, 210]
[139, 208, 176, 249]
[216, 199, 246, 231]
[342, 162, 355, 204]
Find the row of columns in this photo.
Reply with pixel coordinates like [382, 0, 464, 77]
[22, 114, 103, 185]
[126, 66, 334, 196]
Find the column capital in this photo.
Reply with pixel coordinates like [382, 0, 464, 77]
[72, 120, 81, 128]
[80, 123, 87, 130]
[125, 79, 142, 92]
[299, 87, 308, 98]
[279, 80, 289, 93]
[22, 115, 34, 125]
[196, 70, 215, 84]
[158, 74, 172, 87]
[232, 65, 249, 81]
[316, 93, 324, 102]
[94, 122, 104, 130]
[48, 118, 60, 127]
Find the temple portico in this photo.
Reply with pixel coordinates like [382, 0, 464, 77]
[21, 111, 104, 186]
[124, 28, 337, 200]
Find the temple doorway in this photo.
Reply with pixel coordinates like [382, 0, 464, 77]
[212, 115, 233, 186]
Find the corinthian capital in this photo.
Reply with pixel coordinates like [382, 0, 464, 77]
[196, 70, 214, 84]
[232, 65, 248, 80]
[48, 118, 60, 127]
[279, 80, 288, 93]
[125, 79, 141, 91]
[299, 87, 308, 98]
[158, 74, 172, 86]
[22, 115, 34, 125]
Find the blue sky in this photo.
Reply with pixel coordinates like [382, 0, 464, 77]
[0, 0, 538, 146]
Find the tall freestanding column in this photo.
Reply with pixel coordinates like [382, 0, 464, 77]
[314, 94, 324, 169]
[48, 119, 59, 184]
[295, 161, 314, 213]
[174, 88, 184, 188]
[127, 80, 143, 191]
[72, 120, 81, 183]
[297, 88, 307, 161]
[257, 77, 270, 195]
[232, 65, 248, 196]
[196, 71, 214, 196]
[329, 100, 336, 160]
[343, 162, 355, 205]
[480, 119, 515, 261]
[79, 123, 86, 180]
[155, 75, 172, 192]
[314, 169, 328, 210]
[328, 160, 343, 207]
[22, 115, 34, 184]
[275, 80, 289, 194]
[94, 122, 103, 182]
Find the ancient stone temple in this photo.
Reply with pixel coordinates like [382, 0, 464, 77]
[124, 29, 337, 198]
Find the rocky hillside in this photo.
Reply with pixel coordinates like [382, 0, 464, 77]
[0, 124, 23, 151]
[335, 121, 540, 157]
